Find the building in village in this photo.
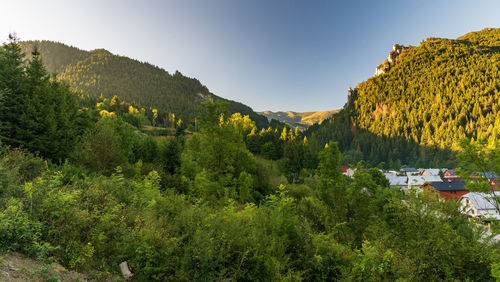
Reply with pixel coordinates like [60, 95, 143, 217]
[384, 171, 408, 190]
[459, 192, 500, 221]
[341, 166, 356, 178]
[421, 169, 440, 176]
[399, 167, 419, 174]
[443, 169, 461, 181]
[407, 175, 442, 189]
[422, 181, 469, 201]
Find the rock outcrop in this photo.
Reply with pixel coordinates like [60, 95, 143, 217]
[374, 44, 411, 76]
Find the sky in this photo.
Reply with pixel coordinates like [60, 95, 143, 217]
[1, 0, 500, 112]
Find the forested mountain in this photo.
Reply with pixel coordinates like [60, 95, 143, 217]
[19, 40, 271, 128]
[306, 28, 500, 168]
[259, 109, 339, 130]
[2, 31, 500, 281]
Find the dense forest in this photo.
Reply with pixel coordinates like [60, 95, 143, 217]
[1, 32, 499, 281]
[307, 28, 500, 168]
[19, 40, 272, 129]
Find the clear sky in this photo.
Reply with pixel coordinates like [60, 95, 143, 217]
[1, 0, 499, 112]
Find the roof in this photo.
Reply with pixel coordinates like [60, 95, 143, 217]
[481, 171, 499, 179]
[429, 181, 466, 191]
[408, 175, 442, 186]
[400, 167, 418, 172]
[384, 172, 407, 186]
[423, 169, 440, 176]
[461, 192, 500, 210]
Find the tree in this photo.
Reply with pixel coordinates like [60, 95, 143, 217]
[181, 99, 257, 202]
[22, 47, 81, 161]
[0, 39, 84, 161]
[316, 142, 347, 223]
[73, 117, 137, 175]
[0, 34, 26, 147]
[457, 139, 500, 213]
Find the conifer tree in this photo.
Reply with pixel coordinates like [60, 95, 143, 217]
[0, 39, 83, 161]
[0, 34, 26, 146]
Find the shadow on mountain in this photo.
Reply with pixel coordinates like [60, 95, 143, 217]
[306, 110, 457, 169]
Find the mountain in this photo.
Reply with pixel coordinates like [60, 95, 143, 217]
[18, 41, 271, 128]
[306, 28, 500, 168]
[259, 109, 339, 130]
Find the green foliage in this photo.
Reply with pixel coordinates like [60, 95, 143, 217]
[316, 142, 346, 218]
[0, 148, 45, 199]
[156, 137, 182, 174]
[181, 103, 260, 203]
[0, 198, 42, 253]
[20, 40, 271, 128]
[0, 35, 27, 147]
[72, 117, 138, 175]
[0, 31, 499, 281]
[457, 139, 499, 191]
[259, 110, 339, 131]
[307, 28, 500, 168]
[0, 139, 497, 280]
[373, 190, 494, 281]
[0, 38, 86, 162]
[457, 139, 500, 215]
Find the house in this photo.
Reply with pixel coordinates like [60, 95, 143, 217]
[384, 171, 407, 190]
[341, 166, 356, 178]
[423, 181, 469, 201]
[341, 166, 347, 174]
[407, 175, 442, 189]
[460, 192, 500, 221]
[421, 169, 440, 176]
[443, 169, 461, 181]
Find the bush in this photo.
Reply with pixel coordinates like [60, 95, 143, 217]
[72, 117, 139, 175]
[0, 199, 40, 251]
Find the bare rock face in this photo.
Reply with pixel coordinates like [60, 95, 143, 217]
[374, 67, 386, 76]
[374, 44, 411, 76]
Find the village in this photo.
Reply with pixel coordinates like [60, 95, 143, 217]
[342, 167, 500, 223]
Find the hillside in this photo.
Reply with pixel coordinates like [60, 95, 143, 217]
[2, 29, 500, 281]
[259, 109, 339, 130]
[19, 41, 271, 128]
[306, 28, 500, 168]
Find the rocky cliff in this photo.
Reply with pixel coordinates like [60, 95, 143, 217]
[374, 44, 412, 76]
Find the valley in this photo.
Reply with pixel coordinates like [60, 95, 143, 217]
[0, 12, 498, 280]
[259, 109, 340, 130]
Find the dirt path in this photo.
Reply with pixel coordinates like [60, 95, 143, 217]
[0, 252, 122, 281]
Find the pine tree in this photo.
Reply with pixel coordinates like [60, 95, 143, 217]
[0, 34, 26, 146]
[316, 141, 347, 222]
[0, 40, 83, 161]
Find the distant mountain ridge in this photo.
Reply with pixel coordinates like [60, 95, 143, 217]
[18, 40, 271, 128]
[259, 109, 339, 130]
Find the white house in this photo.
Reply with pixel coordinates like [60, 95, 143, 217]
[460, 192, 500, 220]
[341, 167, 356, 178]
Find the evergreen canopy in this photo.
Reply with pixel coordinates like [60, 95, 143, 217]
[307, 28, 500, 168]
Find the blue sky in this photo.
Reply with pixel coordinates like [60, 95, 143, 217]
[1, 0, 500, 112]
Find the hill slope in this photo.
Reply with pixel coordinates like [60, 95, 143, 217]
[306, 28, 500, 168]
[259, 109, 339, 130]
[19, 41, 271, 128]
